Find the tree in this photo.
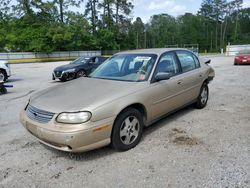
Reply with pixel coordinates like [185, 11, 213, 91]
[199, 0, 227, 50]
[147, 14, 177, 48]
[0, 0, 249, 53]
[132, 17, 145, 49]
[54, 0, 83, 23]
[85, 0, 99, 34]
[114, 0, 133, 25]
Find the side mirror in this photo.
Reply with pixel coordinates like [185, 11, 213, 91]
[205, 59, 211, 64]
[155, 72, 172, 81]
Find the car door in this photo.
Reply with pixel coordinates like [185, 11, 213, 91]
[90, 57, 103, 72]
[148, 52, 186, 119]
[175, 50, 204, 104]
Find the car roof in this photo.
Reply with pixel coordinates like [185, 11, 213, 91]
[116, 48, 187, 56]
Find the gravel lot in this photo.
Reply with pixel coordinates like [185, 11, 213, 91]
[0, 56, 250, 188]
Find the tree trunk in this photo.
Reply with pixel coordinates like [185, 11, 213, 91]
[115, 1, 119, 25]
[90, 0, 96, 34]
[93, 0, 96, 33]
[107, 2, 111, 29]
[215, 20, 218, 51]
[220, 21, 223, 49]
[103, 2, 106, 26]
[210, 30, 213, 52]
[59, 0, 63, 23]
[234, 12, 239, 42]
[222, 16, 228, 49]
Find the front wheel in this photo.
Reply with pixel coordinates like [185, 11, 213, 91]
[0, 70, 7, 82]
[0, 85, 7, 94]
[196, 83, 209, 109]
[76, 70, 86, 78]
[111, 108, 144, 151]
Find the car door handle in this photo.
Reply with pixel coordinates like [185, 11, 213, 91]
[177, 80, 182, 85]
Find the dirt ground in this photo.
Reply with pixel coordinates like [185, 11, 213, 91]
[0, 56, 250, 188]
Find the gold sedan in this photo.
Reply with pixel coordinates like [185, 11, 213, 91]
[20, 49, 215, 152]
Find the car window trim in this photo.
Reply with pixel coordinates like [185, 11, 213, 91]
[175, 50, 201, 73]
[150, 51, 182, 83]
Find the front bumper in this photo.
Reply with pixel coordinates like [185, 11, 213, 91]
[52, 70, 76, 80]
[20, 110, 115, 152]
[6, 68, 11, 77]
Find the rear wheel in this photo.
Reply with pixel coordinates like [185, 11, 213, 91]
[111, 108, 144, 151]
[196, 83, 209, 109]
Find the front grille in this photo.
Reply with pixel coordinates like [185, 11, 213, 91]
[26, 104, 55, 124]
[54, 71, 62, 77]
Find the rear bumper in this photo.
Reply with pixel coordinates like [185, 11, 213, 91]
[20, 110, 115, 152]
[234, 59, 250, 65]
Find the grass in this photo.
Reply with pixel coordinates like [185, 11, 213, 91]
[199, 53, 221, 56]
[6, 55, 111, 64]
[7, 57, 78, 64]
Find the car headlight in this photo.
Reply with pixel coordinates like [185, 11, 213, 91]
[64, 69, 75, 73]
[56, 111, 91, 124]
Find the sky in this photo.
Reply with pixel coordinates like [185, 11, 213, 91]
[7, 0, 250, 22]
[132, 0, 250, 22]
[132, 0, 202, 21]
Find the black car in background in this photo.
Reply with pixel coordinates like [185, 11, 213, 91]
[53, 56, 108, 81]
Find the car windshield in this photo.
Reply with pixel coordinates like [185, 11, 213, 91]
[70, 57, 90, 64]
[90, 54, 157, 82]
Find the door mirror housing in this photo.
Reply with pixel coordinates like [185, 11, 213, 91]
[155, 72, 172, 81]
[204, 59, 211, 64]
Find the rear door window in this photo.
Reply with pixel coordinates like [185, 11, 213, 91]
[176, 51, 199, 73]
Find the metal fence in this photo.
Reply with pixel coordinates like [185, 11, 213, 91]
[0, 51, 101, 60]
[165, 44, 199, 55]
[226, 44, 250, 56]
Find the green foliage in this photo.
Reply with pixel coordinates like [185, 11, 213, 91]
[96, 29, 119, 49]
[0, 0, 249, 53]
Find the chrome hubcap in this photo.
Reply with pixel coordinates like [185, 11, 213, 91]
[120, 116, 140, 145]
[201, 87, 208, 104]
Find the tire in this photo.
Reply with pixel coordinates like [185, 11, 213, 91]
[0, 70, 7, 82]
[76, 70, 86, 78]
[59, 78, 66, 82]
[196, 83, 209, 109]
[0, 85, 7, 94]
[60, 73, 75, 82]
[111, 108, 144, 151]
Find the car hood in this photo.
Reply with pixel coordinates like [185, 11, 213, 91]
[54, 63, 82, 71]
[29, 78, 146, 113]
